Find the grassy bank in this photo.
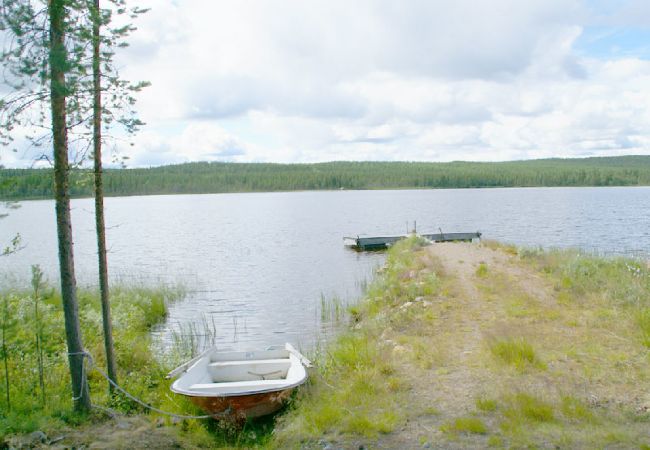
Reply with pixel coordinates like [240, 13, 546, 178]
[0, 270, 186, 438]
[274, 238, 650, 448]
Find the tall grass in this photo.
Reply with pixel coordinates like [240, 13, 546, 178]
[520, 249, 650, 346]
[0, 278, 185, 437]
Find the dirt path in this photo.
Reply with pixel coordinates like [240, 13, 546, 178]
[374, 242, 560, 449]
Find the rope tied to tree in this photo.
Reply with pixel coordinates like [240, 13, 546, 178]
[67, 350, 228, 420]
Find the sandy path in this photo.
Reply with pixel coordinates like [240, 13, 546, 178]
[375, 242, 558, 449]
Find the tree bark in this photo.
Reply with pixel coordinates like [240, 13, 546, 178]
[49, 0, 91, 412]
[92, 0, 118, 393]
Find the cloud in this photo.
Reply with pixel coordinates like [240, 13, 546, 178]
[125, 122, 248, 167]
[3, 0, 650, 167]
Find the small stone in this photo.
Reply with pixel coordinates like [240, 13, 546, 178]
[28, 430, 47, 444]
[422, 442, 431, 449]
[414, 296, 424, 302]
[422, 301, 432, 307]
[116, 420, 131, 430]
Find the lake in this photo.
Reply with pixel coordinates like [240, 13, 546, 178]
[2, 187, 650, 351]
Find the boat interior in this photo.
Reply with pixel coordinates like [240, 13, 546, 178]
[172, 346, 307, 396]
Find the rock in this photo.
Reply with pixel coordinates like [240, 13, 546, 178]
[422, 301, 432, 307]
[422, 442, 431, 448]
[48, 435, 66, 445]
[414, 296, 424, 302]
[116, 420, 131, 430]
[28, 430, 47, 445]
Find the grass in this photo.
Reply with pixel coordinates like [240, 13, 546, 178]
[0, 275, 186, 438]
[488, 336, 546, 371]
[274, 332, 403, 443]
[441, 416, 488, 435]
[276, 240, 650, 448]
[635, 307, 650, 348]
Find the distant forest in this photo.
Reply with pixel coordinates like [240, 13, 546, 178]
[2, 156, 650, 200]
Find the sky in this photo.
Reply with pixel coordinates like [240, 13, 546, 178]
[3, 0, 650, 167]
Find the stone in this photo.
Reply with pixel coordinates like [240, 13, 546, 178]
[28, 430, 47, 445]
[116, 420, 131, 430]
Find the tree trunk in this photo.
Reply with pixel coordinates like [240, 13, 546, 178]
[92, 0, 118, 393]
[49, 0, 91, 412]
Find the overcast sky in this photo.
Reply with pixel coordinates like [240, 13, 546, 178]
[5, 0, 650, 167]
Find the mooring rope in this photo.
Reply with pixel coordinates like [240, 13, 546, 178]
[68, 351, 228, 420]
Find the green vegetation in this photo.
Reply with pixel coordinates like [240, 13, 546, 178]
[0, 274, 184, 437]
[441, 416, 488, 435]
[3, 155, 650, 200]
[488, 337, 546, 371]
[3, 239, 650, 448]
[275, 239, 650, 448]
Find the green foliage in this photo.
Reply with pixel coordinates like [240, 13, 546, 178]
[0, 0, 148, 160]
[475, 262, 488, 278]
[502, 393, 555, 424]
[488, 337, 546, 371]
[0, 281, 184, 437]
[635, 308, 650, 348]
[560, 396, 595, 422]
[476, 397, 498, 412]
[3, 155, 650, 199]
[275, 332, 403, 442]
[523, 249, 650, 345]
[441, 416, 488, 435]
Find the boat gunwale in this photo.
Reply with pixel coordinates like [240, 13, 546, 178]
[170, 347, 308, 398]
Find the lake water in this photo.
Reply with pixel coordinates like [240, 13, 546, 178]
[2, 187, 650, 351]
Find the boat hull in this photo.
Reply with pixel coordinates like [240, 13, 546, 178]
[187, 388, 294, 419]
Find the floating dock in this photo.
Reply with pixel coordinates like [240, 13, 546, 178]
[343, 231, 481, 251]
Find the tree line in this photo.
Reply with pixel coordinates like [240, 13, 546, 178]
[2, 155, 650, 200]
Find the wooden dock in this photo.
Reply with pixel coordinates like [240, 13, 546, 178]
[343, 231, 481, 251]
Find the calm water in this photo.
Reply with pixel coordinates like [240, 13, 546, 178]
[2, 187, 650, 350]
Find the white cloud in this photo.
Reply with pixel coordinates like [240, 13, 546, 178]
[3, 0, 650, 167]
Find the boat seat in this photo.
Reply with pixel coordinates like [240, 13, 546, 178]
[189, 379, 288, 394]
[208, 358, 291, 382]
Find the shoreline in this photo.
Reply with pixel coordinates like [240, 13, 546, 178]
[2, 239, 650, 448]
